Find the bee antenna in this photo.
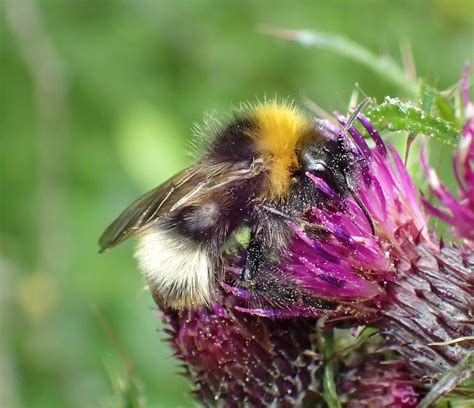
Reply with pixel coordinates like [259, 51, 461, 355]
[347, 183, 375, 236]
[343, 97, 372, 131]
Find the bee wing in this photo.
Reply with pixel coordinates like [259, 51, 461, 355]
[98, 159, 265, 252]
[98, 165, 201, 252]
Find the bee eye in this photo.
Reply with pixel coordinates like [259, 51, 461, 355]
[309, 162, 335, 187]
[309, 162, 328, 176]
[300, 150, 336, 187]
[301, 150, 329, 176]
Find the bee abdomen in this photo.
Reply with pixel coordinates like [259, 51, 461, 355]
[135, 225, 213, 309]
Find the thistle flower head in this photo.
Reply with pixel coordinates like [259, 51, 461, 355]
[225, 70, 474, 323]
[163, 289, 323, 407]
[162, 67, 474, 406]
[233, 110, 435, 319]
[229, 75, 474, 381]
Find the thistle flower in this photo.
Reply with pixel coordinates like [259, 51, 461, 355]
[340, 359, 419, 408]
[163, 286, 324, 407]
[161, 68, 473, 406]
[232, 69, 474, 382]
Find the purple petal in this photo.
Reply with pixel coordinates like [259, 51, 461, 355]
[358, 114, 388, 156]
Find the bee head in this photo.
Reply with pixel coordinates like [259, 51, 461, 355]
[298, 133, 375, 234]
[299, 136, 355, 197]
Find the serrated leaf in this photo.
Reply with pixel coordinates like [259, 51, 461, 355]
[366, 98, 460, 146]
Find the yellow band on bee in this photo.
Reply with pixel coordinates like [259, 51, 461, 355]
[251, 102, 310, 198]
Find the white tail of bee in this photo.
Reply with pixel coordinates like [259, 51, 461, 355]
[135, 226, 212, 309]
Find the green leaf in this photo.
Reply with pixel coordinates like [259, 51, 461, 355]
[434, 395, 474, 408]
[333, 326, 379, 356]
[435, 93, 460, 126]
[366, 98, 460, 146]
[418, 79, 460, 126]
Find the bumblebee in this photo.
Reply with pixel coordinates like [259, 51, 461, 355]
[99, 102, 365, 309]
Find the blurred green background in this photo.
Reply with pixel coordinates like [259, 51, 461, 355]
[1, 0, 473, 407]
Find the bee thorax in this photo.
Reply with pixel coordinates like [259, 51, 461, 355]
[135, 226, 213, 309]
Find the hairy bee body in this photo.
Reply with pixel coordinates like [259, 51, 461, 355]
[99, 102, 357, 309]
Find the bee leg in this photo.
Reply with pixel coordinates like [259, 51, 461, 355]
[301, 222, 330, 238]
[262, 203, 329, 237]
[241, 234, 265, 283]
[261, 204, 294, 221]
